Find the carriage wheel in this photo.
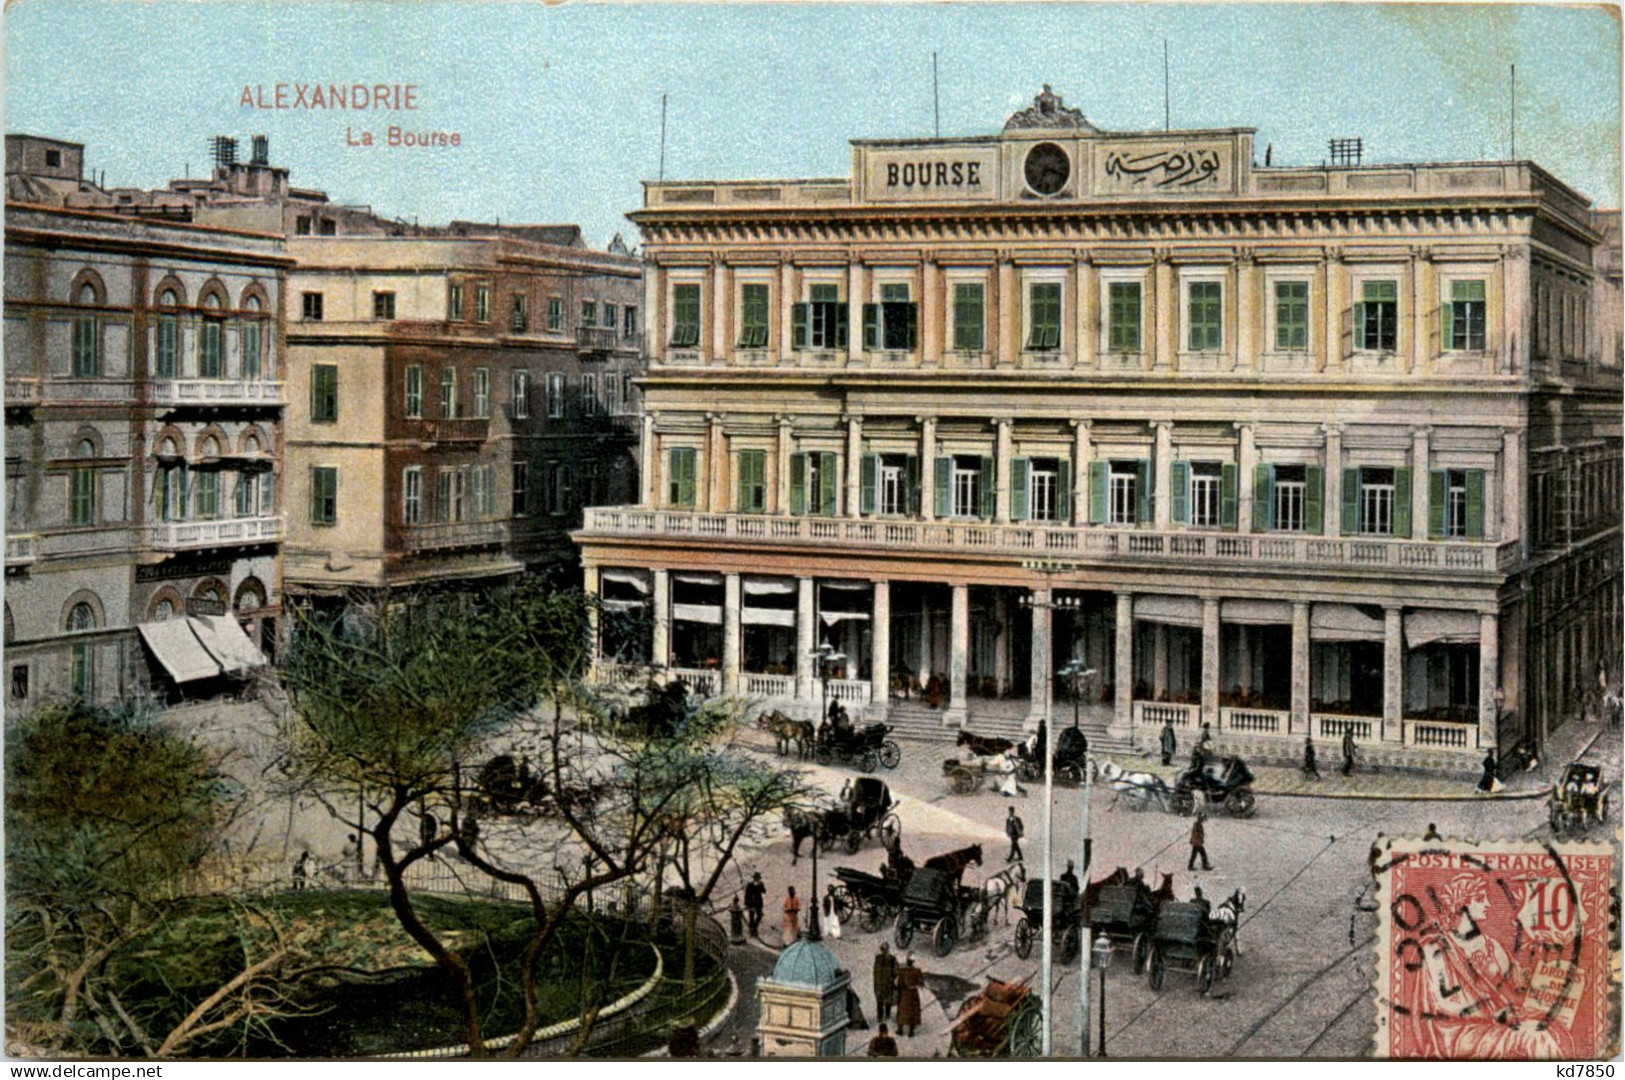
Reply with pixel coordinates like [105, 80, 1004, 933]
[968, 899, 989, 941]
[834, 889, 856, 924]
[1007, 1000, 1043, 1058]
[880, 815, 901, 850]
[861, 899, 887, 933]
[951, 770, 976, 795]
[1170, 790, 1196, 817]
[880, 740, 902, 770]
[1549, 802, 1567, 837]
[1132, 933, 1151, 974]
[1219, 943, 1236, 979]
[1015, 917, 1034, 959]
[933, 918, 957, 957]
[894, 917, 914, 949]
[1061, 924, 1081, 965]
[1148, 947, 1166, 992]
[1197, 955, 1216, 995]
[861, 749, 880, 774]
[816, 744, 833, 766]
[819, 831, 837, 853]
[1227, 788, 1258, 819]
[845, 830, 862, 855]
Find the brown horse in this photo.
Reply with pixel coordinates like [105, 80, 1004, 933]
[956, 730, 1015, 758]
[924, 843, 984, 886]
[762, 710, 815, 758]
[1081, 866, 1131, 911]
[1151, 872, 1177, 906]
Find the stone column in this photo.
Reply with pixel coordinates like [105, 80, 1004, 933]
[778, 263, 796, 363]
[646, 264, 664, 366]
[640, 413, 658, 506]
[1479, 611, 1499, 751]
[1502, 428, 1524, 551]
[795, 577, 815, 703]
[871, 580, 890, 718]
[1324, 256, 1344, 372]
[1236, 255, 1258, 371]
[1413, 256, 1435, 375]
[1153, 259, 1175, 370]
[1502, 250, 1528, 374]
[1152, 624, 1169, 698]
[584, 565, 601, 680]
[1028, 587, 1052, 730]
[712, 262, 730, 364]
[1202, 598, 1221, 727]
[922, 261, 941, 366]
[847, 262, 865, 366]
[1291, 602, 1310, 732]
[1153, 421, 1173, 528]
[776, 415, 793, 515]
[723, 572, 742, 696]
[1076, 258, 1097, 370]
[705, 413, 724, 512]
[1072, 420, 1092, 526]
[918, 593, 933, 680]
[996, 261, 1018, 367]
[845, 414, 863, 519]
[1237, 624, 1253, 695]
[1323, 424, 1344, 535]
[1411, 426, 1431, 541]
[1114, 593, 1134, 734]
[1383, 607, 1403, 743]
[652, 569, 671, 670]
[993, 591, 1011, 693]
[1236, 422, 1256, 534]
[994, 419, 1013, 524]
[948, 583, 969, 725]
[919, 415, 938, 521]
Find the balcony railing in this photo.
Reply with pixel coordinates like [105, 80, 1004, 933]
[1133, 701, 1200, 728]
[578, 508, 1522, 578]
[399, 519, 509, 551]
[579, 327, 620, 354]
[5, 533, 39, 568]
[1219, 706, 1289, 736]
[5, 376, 41, 407]
[151, 379, 284, 407]
[668, 668, 721, 696]
[744, 673, 796, 699]
[149, 515, 282, 551]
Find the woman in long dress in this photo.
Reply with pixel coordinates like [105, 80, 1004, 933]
[781, 886, 802, 946]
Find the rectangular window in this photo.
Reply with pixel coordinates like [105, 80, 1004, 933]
[295, 216, 312, 236]
[70, 468, 95, 525]
[952, 282, 985, 351]
[546, 373, 565, 418]
[666, 447, 697, 508]
[473, 367, 490, 418]
[403, 466, 422, 525]
[879, 460, 906, 516]
[950, 457, 986, 519]
[1359, 468, 1396, 535]
[373, 291, 396, 320]
[242, 321, 261, 379]
[1446, 470, 1468, 538]
[311, 364, 338, 422]
[1274, 465, 1307, 533]
[1445, 280, 1487, 351]
[1186, 280, 1222, 352]
[1029, 467, 1058, 522]
[1190, 462, 1222, 527]
[404, 364, 423, 418]
[603, 373, 619, 414]
[475, 285, 490, 323]
[194, 471, 219, 520]
[72, 317, 98, 376]
[581, 373, 599, 416]
[624, 306, 637, 336]
[439, 368, 456, 419]
[511, 369, 529, 419]
[1026, 282, 1062, 350]
[11, 664, 28, 701]
[548, 296, 564, 331]
[1355, 281, 1398, 352]
[1274, 280, 1309, 351]
[805, 282, 847, 350]
[874, 283, 918, 351]
[448, 282, 465, 321]
[234, 472, 255, 517]
[739, 283, 770, 348]
[621, 373, 634, 412]
[1109, 465, 1139, 526]
[301, 292, 324, 321]
[156, 316, 179, 378]
[1108, 282, 1142, 352]
[319, 220, 337, 236]
[511, 293, 528, 332]
[736, 449, 767, 512]
[310, 466, 337, 525]
[603, 304, 618, 335]
[581, 300, 598, 328]
[201, 321, 222, 378]
[71, 644, 91, 698]
[552, 464, 573, 515]
[512, 461, 529, 517]
[670, 285, 701, 347]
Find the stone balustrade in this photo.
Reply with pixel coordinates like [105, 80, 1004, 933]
[667, 668, 721, 696]
[148, 515, 281, 551]
[744, 673, 796, 699]
[150, 379, 284, 407]
[1134, 700, 1199, 728]
[5, 533, 38, 568]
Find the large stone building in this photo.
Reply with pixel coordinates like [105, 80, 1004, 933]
[5, 137, 288, 710]
[577, 88, 1622, 770]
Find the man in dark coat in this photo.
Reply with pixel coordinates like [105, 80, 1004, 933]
[872, 942, 897, 1022]
[743, 871, 766, 938]
[1341, 728, 1357, 776]
[1005, 806, 1025, 863]
[1060, 859, 1080, 895]
[894, 954, 924, 1037]
[867, 1023, 900, 1057]
[1188, 812, 1212, 871]
[1302, 735, 1321, 780]
[1160, 720, 1177, 766]
[1476, 749, 1502, 794]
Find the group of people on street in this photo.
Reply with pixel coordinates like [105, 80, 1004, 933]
[1300, 728, 1358, 781]
[866, 942, 924, 1054]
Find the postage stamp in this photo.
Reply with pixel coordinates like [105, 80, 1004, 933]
[1373, 838, 1616, 1060]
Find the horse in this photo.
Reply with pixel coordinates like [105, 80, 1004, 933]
[761, 710, 806, 758]
[979, 863, 1026, 925]
[1082, 866, 1131, 911]
[1213, 887, 1247, 954]
[1096, 759, 1167, 808]
[957, 730, 1015, 758]
[924, 843, 983, 886]
[1151, 872, 1176, 907]
[784, 806, 827, 864]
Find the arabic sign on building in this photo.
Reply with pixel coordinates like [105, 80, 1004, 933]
[861, 145, 1000, 202]
[1092, 140, 1236, 195]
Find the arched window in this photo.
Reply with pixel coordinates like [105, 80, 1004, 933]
[66, 602, 96, 698]
[242, 294, 263, 379]
[158, 436, 180, 457]
[155, 598, 176, 622]
[78, 283, 98, 305]
[73, 287, 99, 376]
[243, 434, 261, 455]
[71, 440, 97, 526]
[157, 289, 180, 378]
[201, 293, 223, 377]
[235, 578, 266, 613]
[204, 292, 222, 310]
[200, 436, 221, 458]
[66, 602, 96, 632]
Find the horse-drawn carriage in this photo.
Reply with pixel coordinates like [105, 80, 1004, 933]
[1013, 878, 1083, 964]
[895, 864, 990, 957]
[948, 977, 1042, 1058]
[817, 721, 902, 774]
[1173, 755, 1259, 818]
[824, 778, 901, 854]
[1549, 762, 1610, 838]
[1016, 726, 1093, 786]
[832, 864, 911, 932]
[1082, 874, 1165, 973]
[1146, 899, 1238, 995]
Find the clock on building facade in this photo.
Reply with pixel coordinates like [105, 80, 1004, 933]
[1023, 142, 1070, 196]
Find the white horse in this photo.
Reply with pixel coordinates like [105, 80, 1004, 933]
[1213, 887, 1247, 954]
[1096, 759, 1167, 807]
[979, 863, 1027, 925]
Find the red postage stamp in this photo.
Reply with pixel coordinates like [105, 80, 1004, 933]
[1374, 838, 1616, 1060]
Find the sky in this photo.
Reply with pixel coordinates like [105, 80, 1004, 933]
[5, 2, 1620, 250]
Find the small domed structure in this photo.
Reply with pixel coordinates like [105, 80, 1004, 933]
[757, 934, 850, 1057]
[771, 936, 841, 987]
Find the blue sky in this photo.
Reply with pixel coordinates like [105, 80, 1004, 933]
[6, 2, 1619, 248]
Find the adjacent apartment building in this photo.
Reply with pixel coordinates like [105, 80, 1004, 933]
[576, 88, 1622, 771]
[5, 136, 289, 711]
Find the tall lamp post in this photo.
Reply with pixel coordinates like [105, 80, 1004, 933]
[810, 643, 847, 726]
[1059, 656, 1096, 1054]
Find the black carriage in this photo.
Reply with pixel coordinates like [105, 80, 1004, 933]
[894, 867, 990, 957]
[822, 778, 902, 854]
[832, 864, 911, 932]
[1145, 901, 1236, 995]
[1016, 727, 1092, 785]
[1013, 878, 1083, 964]
[1173, 755, 1258, 818]
[818, 721, 902, 773]
[1083, 881, 1160, 973]
[1550, 763, 1610, 838]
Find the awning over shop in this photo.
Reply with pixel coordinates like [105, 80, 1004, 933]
[673, 573, 722, 586]
[744, 578, 795, 596]
[190, 614, 268, 674]
[1220, 599, 1294, 626]
[820, 611, 871, 625]
[601, 569, 651, 593]
[819, 580, 871, 592]
[1133, 594, 1202, 628]
[742, 608, 797, 628]
[602, 599, 647, 613]
[138, 619, 222, 683]
[672, 603, 723, 625]
[1405, 609, 1482, 647]
[1311, 603, 1386, 642]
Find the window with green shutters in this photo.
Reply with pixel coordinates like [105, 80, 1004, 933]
[736, 449, 766, 512]
[1444, 280, 1487, 351]
[73, 317, 98, 376]
[70, 467, 96, 526]
[1108, 282, 1142, 352]
[1344, 467, 1410, 536]
[1093, 460, 1149, 525]
[1186, 281, 1222, 351]
[156, 315, 179, 378]
[194, 471, 219, 520]
[865, 283, 918, 351]
[311, 364, 338, 422]
[953, 283, 985, 351]
[1026, 282, 1062, 350]
[1009, 458, 1069, 522]
[1355, 281, 1398, 351]
[242, 320, 261, 379]
[200, 321, 222, 377]
[788, 451, 837, 515]
[1255, 464, 1324, 533]
[739, 283, 770, 348]
[666, 447, 697, 508]
[795, 283, 848, 351]
[865, 454, 916, 515]
[670, 284, 701, 347]
[405, 365, 423, 418]
[236, 471, 256, 517]
[1274, 281, 1309, 351]
[310, 466, 338, 525]
[1429, 468, 1485, 539]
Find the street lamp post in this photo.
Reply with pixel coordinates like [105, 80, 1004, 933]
[1059, 658, 1096, 1055]
[810, 643, 847, 727]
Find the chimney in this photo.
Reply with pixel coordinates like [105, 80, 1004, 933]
[251, 135, 269, 166]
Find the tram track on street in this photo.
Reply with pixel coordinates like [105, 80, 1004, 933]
[1225, 932, 1376, 1058]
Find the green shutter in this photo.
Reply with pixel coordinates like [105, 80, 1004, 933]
[1136, 459, 1151, 523]
[1393, 467, 1413, 537]
[1169, 461, 1190, 524]
[834, 303, 850, 348]
[1056, 460, 1072, 522]
[863, 304, 879, 350]
[977, 456, 995, 519]
[792, 303, 809, 350]
[905, 456, 920, 515]
[934, 457, 953, 518]
[789, 453, 807, 515]
[1428, 470, 1448, 539]
[1010, 458, 1030, 521]
[861, 454, 878, 515]
[736, 451, 756, 511]
[1353, 301, 1367, 351]
[819, 452, 838, 516]
[1253, 464, 1274, 531]
[676, 449, 696, 509]
[1465, 469, 1486, 539]
[1089, 461, 1109, 524]
[1441, 300, 1454, 351]
[1220, 463, 1238, 528]
[1341, 468, 1360, 535]
[1304, 465, 1323, 534]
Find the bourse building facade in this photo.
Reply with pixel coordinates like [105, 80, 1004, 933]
[577, 88, 1622, 771]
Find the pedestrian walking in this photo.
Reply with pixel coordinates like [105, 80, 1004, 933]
[340, 833, 359, 883]
[1160, 719, 1177, 766]
[728, 894, 746, 945]
[1005, 805, 1025, 863]
[1476, 749, 1503, 794]
[1198, 722, 1215, 755]
[292, 849, 310, 890]
[1341, 727, 1357, 776]
[894, 953, 924, 1037]
[744, 871, 766, 938]
[845, 985, 869, 1030]
[781, 885, 802, 946]
[1188, 811, 1212, 871]
[1301, 736, 1321, 780]
[867, 1023, 900, 1057]
[872, 942, 897, 1023]
[1060, 859, 1080, 895]
[823, 884, 843, 940]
